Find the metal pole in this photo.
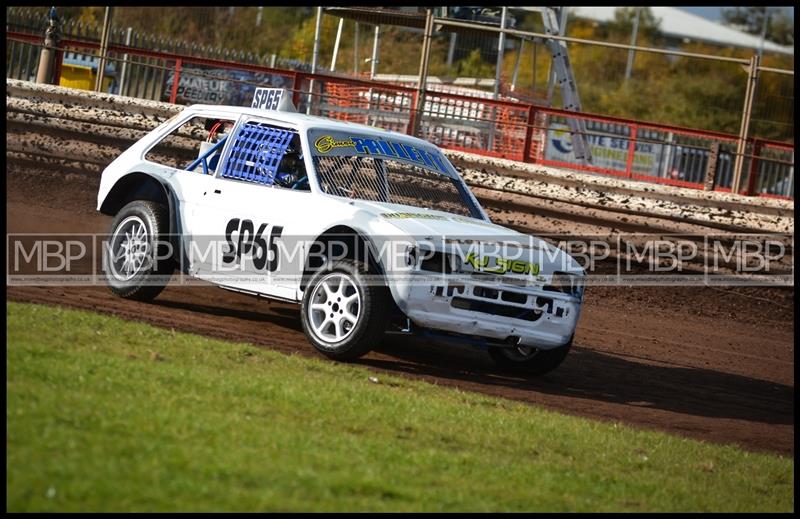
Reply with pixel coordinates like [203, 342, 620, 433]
[353, 22, 359, 75]
[35, 6, 60, 85]
[546, 7, 568, 105]
[532, 38, 537, 95]
[307, 6, 322, 115]
[624, 7, 641, 82]
[493, 6, 508, 99]
[95, 6, 113, 92]
[732, 54, 760, 195]
[118, 26, 132, 96]
[413, 9, 434, 136]
[510, 38, 524, 92]
[370, 25, 380, 79]
[330, 17, 344, 71]
[310, 7, 322, 73]
[446, 32, 457, 67]
[758, 7, 769, 60]
[488, 7, 509, 152]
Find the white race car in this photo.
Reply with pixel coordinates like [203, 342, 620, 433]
[97, 88, 585, 374]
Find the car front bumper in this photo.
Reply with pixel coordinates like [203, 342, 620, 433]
[394, 275, 582, 350]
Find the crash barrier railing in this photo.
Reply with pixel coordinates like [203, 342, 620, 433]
[6, 30, 794, 200]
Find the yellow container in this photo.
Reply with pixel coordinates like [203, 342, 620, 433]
[59, 63, 114, 92]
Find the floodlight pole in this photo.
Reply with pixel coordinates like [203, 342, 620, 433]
[370, 25, 380, 79]
[488, 7, 508, 152]
[308, 6, 323, 115]
[353, 22, 359, 74]
[624, 7, 641, 82]
[510, 38, 524, 92]
[493, 6, 508, 99]
[412, 8, 434, 137]
[330, 17, 344, 71]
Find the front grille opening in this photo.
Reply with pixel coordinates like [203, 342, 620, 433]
[501, 291, 528, 304]
[447, 284, 464, 296]
[536, 296, 554, 314]
[451, 297, 543, 322]
[420, 252, 453, 274]
[473, 286, 499, 299]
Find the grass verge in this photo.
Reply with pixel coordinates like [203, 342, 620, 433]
[6, 302, 794, 512]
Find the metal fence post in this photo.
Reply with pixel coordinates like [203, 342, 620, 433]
[522, 105, 536, 163]
[625, 124, 638, 178]
[118, 27, 133, 96]
[169, 59, 182, 104]
[703, 141, 720, 191]
[94, 6, 113, 92]
[732, 54, 760, 195]
[746, 138, 764, 195]
[35, 7, 60, 84]
[407, 90, 419, 136]
[412, 9, 433, 137]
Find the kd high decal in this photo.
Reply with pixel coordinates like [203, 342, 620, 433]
[464, 252, 541, 276]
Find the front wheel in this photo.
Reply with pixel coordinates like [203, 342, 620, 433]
[488, 337, 572, 376]
[300, 259, 389, 361]
[103, 200, 174, 301]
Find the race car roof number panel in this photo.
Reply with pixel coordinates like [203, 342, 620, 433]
[222, 122, 294, 185]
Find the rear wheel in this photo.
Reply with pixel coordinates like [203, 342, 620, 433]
[301, 259, 389, 361]
[103, 200, 174, 301]
[488, 337, 572, 375]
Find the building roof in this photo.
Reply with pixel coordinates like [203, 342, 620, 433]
[567, 6, 793, 55]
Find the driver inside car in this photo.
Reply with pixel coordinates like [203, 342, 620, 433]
[274, 136, 309, 190]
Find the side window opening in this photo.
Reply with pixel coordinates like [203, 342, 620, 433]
[144, 116, 235, 172]
[221, 121, 309, 191]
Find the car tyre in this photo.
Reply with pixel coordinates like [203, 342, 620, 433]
[488, 336, 572, 375]
[301, 259, 389, 361]
[103, 200, 174, 301]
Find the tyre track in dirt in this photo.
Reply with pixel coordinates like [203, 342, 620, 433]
[6, 161, 794, 456]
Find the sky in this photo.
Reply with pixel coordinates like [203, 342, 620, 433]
[678, 6, 794, 22]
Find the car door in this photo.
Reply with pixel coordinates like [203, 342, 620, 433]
[190, 117, 312, 301]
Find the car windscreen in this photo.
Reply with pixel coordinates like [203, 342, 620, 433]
[308, 129, 482, 218]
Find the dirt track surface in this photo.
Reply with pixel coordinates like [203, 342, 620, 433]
[6, 163, 795, 456]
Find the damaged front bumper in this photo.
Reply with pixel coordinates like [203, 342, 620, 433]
[393, 274, 582, 350]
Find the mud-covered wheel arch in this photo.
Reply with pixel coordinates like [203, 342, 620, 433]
[300, 226, 385, 291]
[301, 226, 407, 328]
[99, 172, 189, 273]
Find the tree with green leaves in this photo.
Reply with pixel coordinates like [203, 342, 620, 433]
[722, 7, 793, 46]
